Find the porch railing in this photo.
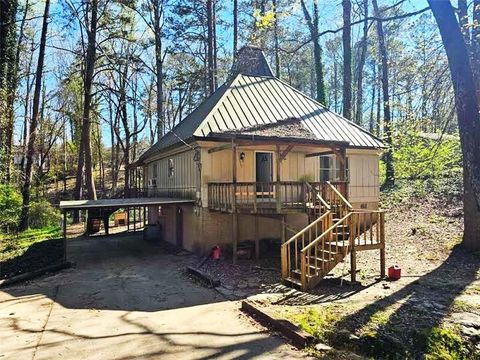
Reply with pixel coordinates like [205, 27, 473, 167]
[207, 181, 348, 213]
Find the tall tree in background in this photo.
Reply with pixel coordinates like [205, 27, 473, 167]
[372, 0, 394, 187]
[272, 0, 280, 78]
[342, 0, 352, 119]
[152, 0, 165, 140]
[300, 0, 327, 105]
[206, 0, 216, 94]
[74, 0, 99, 205]
[427, 0, 480, 250]
[0, 0, 18, 181]
[471, 0, 479, 101]
[355, 0, 369, 124]
[233, 0, 238, 55]
[19, 0, 50, 230]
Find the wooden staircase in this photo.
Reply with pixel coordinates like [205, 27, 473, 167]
[281, 182, 386, 291]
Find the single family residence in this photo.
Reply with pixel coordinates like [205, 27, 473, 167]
[126, 46, 386, 291]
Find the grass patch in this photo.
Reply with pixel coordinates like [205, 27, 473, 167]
[423, 326, 470, 360]
[0, 226, 62, 261]
[359, 305, 397, 338]
[450, 299, 480, 315]
[283, 306, 344, 343]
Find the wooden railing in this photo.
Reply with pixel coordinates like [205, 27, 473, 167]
[289, 210, 385, 290]
[208, 181, 309, 213]
[208, 181, 347, 214]
[281, 211, 332, 280]
[125, 187, 196, 200]
[310, 181, 352, 219]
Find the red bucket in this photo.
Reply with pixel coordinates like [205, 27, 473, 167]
[388, 265, 401, 280]
[212, 246, 221, 260]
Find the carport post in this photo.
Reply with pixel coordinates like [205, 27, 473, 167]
[127, 207, 130, 232]
[133, 207, 136, 232]
[63, 210, 67, 262]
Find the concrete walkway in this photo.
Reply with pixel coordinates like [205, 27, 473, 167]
[0, 234, 309, 360]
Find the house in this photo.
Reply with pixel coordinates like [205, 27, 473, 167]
[129, 46, 386, 291]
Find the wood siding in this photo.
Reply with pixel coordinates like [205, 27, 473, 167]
[145, 149, 197, 196]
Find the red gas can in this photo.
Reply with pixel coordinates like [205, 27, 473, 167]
[388, 265, 401, 280]
[212, 246, 221, 260]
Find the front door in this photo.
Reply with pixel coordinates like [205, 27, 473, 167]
[255, 152, 273, 196]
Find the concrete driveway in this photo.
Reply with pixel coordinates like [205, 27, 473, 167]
[0, 233, 309, 360]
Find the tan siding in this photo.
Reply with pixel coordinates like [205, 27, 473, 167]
[146, 150, 196, 192]
[347, 152, 380, 204]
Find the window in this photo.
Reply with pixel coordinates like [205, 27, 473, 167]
[319, 155, 349, 181]
[168, 158, 174, 178]
[152, 163, 158, 178]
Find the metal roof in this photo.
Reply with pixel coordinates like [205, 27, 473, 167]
[139, 55, 384, 163]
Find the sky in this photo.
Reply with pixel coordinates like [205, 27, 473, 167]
[13, 0, 442, 148]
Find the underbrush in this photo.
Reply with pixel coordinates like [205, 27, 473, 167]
[380, 175, 463, 209]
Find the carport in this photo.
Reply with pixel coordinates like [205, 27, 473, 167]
[59, 198, 195, 257]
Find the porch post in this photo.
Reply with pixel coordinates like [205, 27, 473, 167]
[232, 139, 238, 263]
[275, 144, 281, 213]
[338, 147, 348, 197]
[254, 215, 259, 261]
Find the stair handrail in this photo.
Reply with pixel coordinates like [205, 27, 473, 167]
[301, 212, 352, 253]
[326, 181, 353, 210]
[282, 211, 332, 246]
[305, 182, 331, 211]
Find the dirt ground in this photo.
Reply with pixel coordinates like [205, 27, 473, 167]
[245, 196, 480, 358]
[0, 233, 312, 360]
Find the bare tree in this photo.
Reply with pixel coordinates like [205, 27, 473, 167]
[342, 0, 352, 119]
[19, 0, 50, 230]
[206, 0, 215, 94]
[300, 0, 327, 105]
[372, 0, 394, 186]
[355, 0, 369, 124]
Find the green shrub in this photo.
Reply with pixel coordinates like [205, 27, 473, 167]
[393, 129, 462, 180]
[28, 200, 61, 229]
[0, 185, 22, 232]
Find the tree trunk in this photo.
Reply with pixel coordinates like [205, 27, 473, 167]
[19, 0, 50, 231]
[272, 0, 280, 78]
[372, 0, 394, 187]
[153, 0, 164, 140]
[80, 0, 98, 201]
[300, 0, 327, 105]
[233, 0, 238, 55]
[472, 0, 480, 102]
[342, 0, 352, 120]
[369, 61, 376, 133]
[355, 0, 369, 125]
[207, 0, 215, 95]
[428, 0, 480, 250]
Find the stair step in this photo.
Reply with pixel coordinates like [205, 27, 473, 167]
[292, 269, 321, 278]
[283, 276, 302, 288]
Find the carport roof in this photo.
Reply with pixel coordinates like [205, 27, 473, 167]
[59, 198, 194, 210]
